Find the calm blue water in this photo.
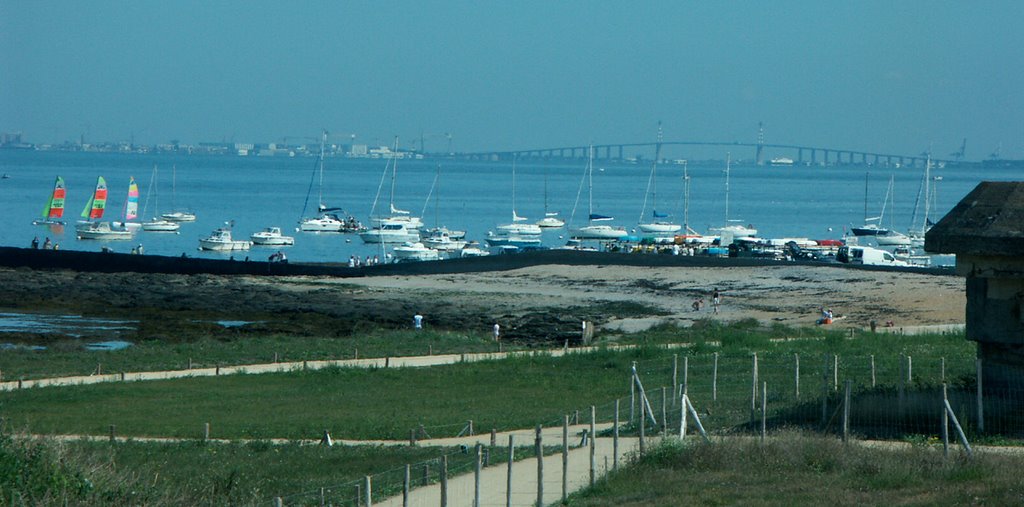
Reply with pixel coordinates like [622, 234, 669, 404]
[0, 150, 1019, 263]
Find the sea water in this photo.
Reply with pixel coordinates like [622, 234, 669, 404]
[0, 150, 1017, 264]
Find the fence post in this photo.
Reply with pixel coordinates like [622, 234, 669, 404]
[639, 394, 646, 456]
[188, 357, 193, 369]
[364, 476, 372, 507]
[506, 435, 514, 507]
[422, 463, 429, 487]
[942, 383, 950, 458]
[821, 354, 829, 426]
[613, 399, 620, 471]
[474, 444, 482, 507]
[403, 464, 410, 507]
[629, 362, 636, 423]
[491, 428, 497, 447]
[274, 497, 283, 507]
[355, 485, 361, 507]
[320, 486, 325, 507]
[760, 382, 767, 443]
[468, 419, 474, 436]
[941, 357, 946, 382]
[672, 354, 678, 407]
[590, 405, 596, 486]
[535, 425, 543, 507]
[441, 455, 448, 507]
[683, 356, 689, 396]
[204, 422, 210, 442]
[907, 355, 913, 384]
[661, 387, 667, 435]
[833, 354, 839, 392]
[842, 379, 851, 443]
[870, 355, 876, 388]
[794, 353, 800, 399]
[713, 352, 719, 401]
[562, 415, 569, 504]
[109, 424, 115, 443]
[975, 358, 985, 434]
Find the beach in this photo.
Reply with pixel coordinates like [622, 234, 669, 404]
[0, 262, 965, 343]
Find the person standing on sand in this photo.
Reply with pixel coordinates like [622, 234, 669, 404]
[31, 237, 39, 249]
[413, 313, 423, 330]
[712, 288, 721, 314]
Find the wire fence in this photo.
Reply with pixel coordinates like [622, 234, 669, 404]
[268, 349, 1024, 506]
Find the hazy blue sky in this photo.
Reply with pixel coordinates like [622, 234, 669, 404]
[2, 1, 1022, 158]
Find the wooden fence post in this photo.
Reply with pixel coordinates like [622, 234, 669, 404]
[403, 464, 410, 507]
[491, 428, 497, 447]
[506, 435, 514, 507]
[203, 422, 210, 442]
[941, 357, 946, 382]
[842, 380, 851, 443]
[364, 475, 372, 507]
[474, 444, 482, 507]
[794, 353, 800, 399]
[833, 354, 839, 392]
[441, 455, 448, 507]
[976, 358, 985, 434]
[613, 399, 620, 471]
[661, 386, 667, 435]
[672, 354, 678, 408]
[761, 381, 767, 443]
[870, 355, 876, 388]
[535, 425, 543, 507]
[590, 405, 596, 486]
[630, 362, 636, 423]
[562, 415, 569, 504]
[907, 355, 913, 384]
[713, 352, 719, 401]
[109, 424, 115, 443]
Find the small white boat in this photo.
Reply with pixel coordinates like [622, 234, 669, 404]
[571, 224, 629, 240]
[299, 213, 346, 232]
[421, 228, 467, 251]
[536, 213, 565, 228]
[391, 242, 439, 262]
[359, 221, 421, 244]
[485, 230, 544, 247]
[142, 219, 180, 232]
[77, 221, 134, 240]
[495, 220, 542, 236]
[637, 221, 682, 235]
[251, 226, 295, 246]
[162, 211, 197, 222]
[199, 227, 251, 251]
[875, 230, 912, 247]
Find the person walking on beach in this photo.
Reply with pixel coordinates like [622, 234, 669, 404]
[712, 288, 721, 314]
[31, 236, 39, 249]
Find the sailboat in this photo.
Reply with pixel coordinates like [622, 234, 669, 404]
[75, 176, 108, 231]
[298, 130, 362, 233]
[487, 155, 543, 248]
[708, 153, 757, 238]
[77, 177, 137, 240]
[419, 165, 467, 252]
[851, 172, 890, 237]
[873, 175, 911, 247]
[637, 124, 681, 235]
[570, 146, 628, 240]
[907, 156, 936, 248]
[536, 167, 564, 228]
[161, 165, 196, 222]
[32, 176, 67, 226]
[141, 165, 180, 232]
[362, 137, 423, 244]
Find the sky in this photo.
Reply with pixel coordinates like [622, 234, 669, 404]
[2, 1, 1023, 159]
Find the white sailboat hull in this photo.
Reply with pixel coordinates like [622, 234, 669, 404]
[141, 220, 181, 232]
[572, 225, 629, 240]
[392, 243, 439, 262]
[76, 222, 134, 240]
[638, 222, 682, 234]
[162, 211, 196, 222]
[536, 217, 565, 228]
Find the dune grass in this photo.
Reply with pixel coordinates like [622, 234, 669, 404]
[569, 432, 1024, 506]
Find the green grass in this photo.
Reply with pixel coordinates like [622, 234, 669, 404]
[568, 432, 1024, 506]
[0, 432, 536, 506]
[0, 328, 509, 381]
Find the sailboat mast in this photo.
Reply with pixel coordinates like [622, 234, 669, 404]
[683, 162, 690, 233]
[588, 145, 594, 219]
[317, 130, 327, 208]
[724, 152, 731, 224]
[511, 154, 517, 219]
[923, 156, 931, 235]
[389, 136, 399, 211]
[653, 122, 663, 216]
[863, 172, 869, 223]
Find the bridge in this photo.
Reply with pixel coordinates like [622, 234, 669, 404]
[454, 141, 959, 168]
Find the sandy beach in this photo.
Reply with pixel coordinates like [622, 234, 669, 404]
[0, 262, 965, 343]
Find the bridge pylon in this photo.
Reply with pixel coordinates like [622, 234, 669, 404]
[755, 122, 766, 166]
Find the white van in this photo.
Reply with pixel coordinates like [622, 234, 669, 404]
[836, 245, 910, 267]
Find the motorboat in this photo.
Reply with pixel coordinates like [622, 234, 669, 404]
[391, 242, 439, 262]
[495, 220, 542, 236]
[421, 228, 467, 251]
[420, 226, 465, 241]
[162, 211, 197, 222]
[485, 230, 543, 248]
[536, 213, 565, 228]
[359, 221, 421, 244]
[77, 221, 134, 240]
[141, 219, 180, 232]
[251, 227, 295, 246]
[199, 227, 251, 251]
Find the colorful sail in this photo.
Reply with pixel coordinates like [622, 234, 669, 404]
[39, 176, 66, 220]
[81, 176, 108, 220]
[125, 177, 139, 221]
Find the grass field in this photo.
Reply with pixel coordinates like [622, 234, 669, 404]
[568, 432, 1024, 506]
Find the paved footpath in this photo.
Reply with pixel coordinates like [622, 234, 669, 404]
[376, 425, 641, 507]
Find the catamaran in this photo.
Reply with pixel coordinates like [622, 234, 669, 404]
[32, 176, 67, 226]
[570, 146, 628, 240]
[77, 177, 138, 240]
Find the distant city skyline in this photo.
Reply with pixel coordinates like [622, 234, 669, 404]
[2, 2, 1022, 158]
